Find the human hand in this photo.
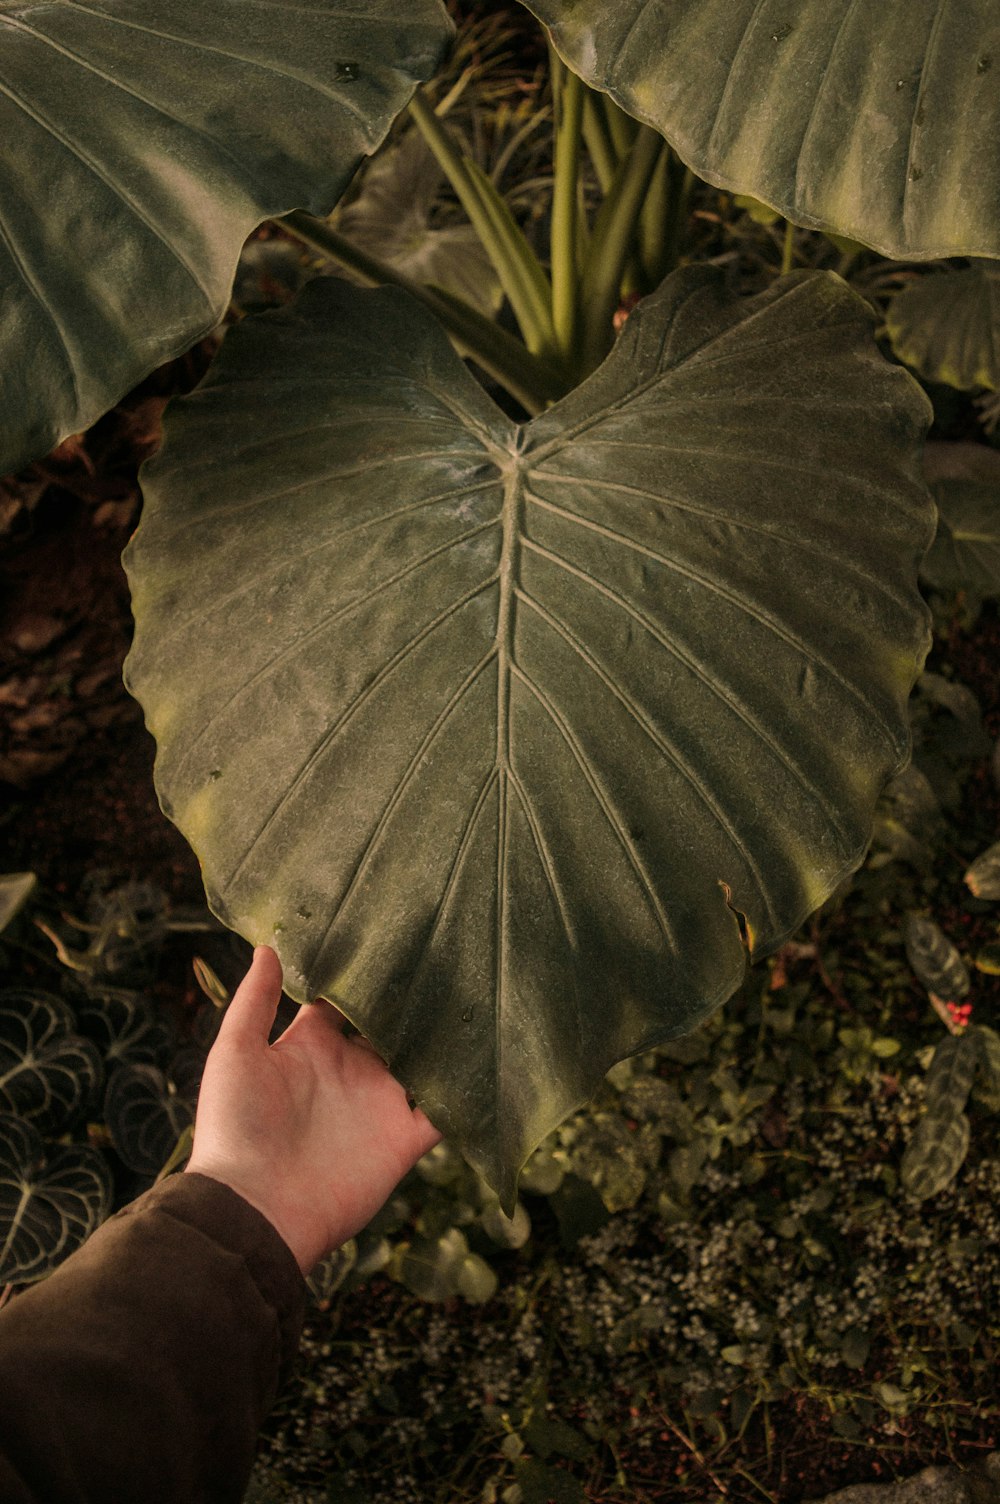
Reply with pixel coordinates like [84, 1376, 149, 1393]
[185, 947, 441, 1275]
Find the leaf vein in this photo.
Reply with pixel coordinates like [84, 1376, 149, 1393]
[510, 664, 675, 951]
[517, 587, 776, 927]
[223, 575, 498, 886]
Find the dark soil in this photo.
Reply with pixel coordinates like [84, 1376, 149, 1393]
[0, 350, 213, 906]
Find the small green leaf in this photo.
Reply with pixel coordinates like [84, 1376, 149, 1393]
[0, 1113, 111, 1284]
[974, 941, 1000, 976]
[397, 1227, 467, 1301]
[480, 1198, 531, 1249]
[840, 1327, 871, 1369]
[903, 913, 970, 1000]
[0, 873, 36, 936]
[307, 1238, 357, 1306]
[455, 1251, 498, 1303]
[523, 1415, 593, 1464]
[965, 840, 1000, 900]
[519, 1147, 565, 1195]
[415, 1139, 465, 1186]
[924, 1033, 978, 1117]
[901, 1110, 970, 1200]
[872, 1382, 909, 1412]
[733, 194, 780, 227]
[922, 443, 1000, 599]
[333, 125, 502, 316]
[514, 1457, 585, 1504]
[669, 1139, 708, 1198]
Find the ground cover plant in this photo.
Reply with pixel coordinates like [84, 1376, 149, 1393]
[2, 1, 1000, 1497]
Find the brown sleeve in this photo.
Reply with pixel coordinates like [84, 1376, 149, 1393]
[0, 1172, 306, 1504]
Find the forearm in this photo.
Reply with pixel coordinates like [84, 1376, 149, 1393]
[0, 1174, 306, 1504]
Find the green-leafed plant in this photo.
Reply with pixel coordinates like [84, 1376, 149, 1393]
[900, 894, 1000, 1198]
[920, 443, 1000, 605]
[8, 0, 1000, 1203]
[887, 264, 1000, 394]
[0, 879, 221, 1288]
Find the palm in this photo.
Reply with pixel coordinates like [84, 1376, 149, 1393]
[186, 949, 441, 1272]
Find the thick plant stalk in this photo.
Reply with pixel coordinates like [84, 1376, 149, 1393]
[578, 125, 664, 371]
[551, 61, 584, 357]
[638, 139, 671, 286]
[641, 151, 695, 287]
[602, 91, 638, 160]
[408, 91, 556, 357]
[781, 218, 796, 275]
[281, 212, 564, 412]
[581, 88, 617, 194]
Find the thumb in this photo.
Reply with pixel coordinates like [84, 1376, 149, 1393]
[218, 946, 284, 1047]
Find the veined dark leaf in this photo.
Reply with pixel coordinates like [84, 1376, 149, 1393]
[0, 1113, 111, 1284]
[0, 0, 452, 474]
[125, 270, 933, 1204]
[904, 913, 970, 1001]
[924, 1032, 978, 1117]
[887, 265, 1000, 392]
[523, 0, 1000, 260]
[76, 987, 173, 1070]
[104, 1063, 194, 1176]
[901, 1109, 970, 1200]
[0, 989, 102, 1131]
[971, 1024, 1000, 1109]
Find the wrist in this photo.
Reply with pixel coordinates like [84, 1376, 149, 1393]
[184, 1160, 327, 1275]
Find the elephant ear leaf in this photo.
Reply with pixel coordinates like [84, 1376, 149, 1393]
[0, 1114, 112, 1284]
[124, 268, 933, 1208]
[0, 989, 103, 1131]
[0, 0, 453, 475]
[920, 441, 1000, 598]
[887, 265, 1000, 392]
[522, 0, 1000, 260]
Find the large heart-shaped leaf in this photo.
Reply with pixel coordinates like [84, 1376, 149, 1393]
[124, 270, 933, 1204]
[0, 989, 103, 1131]
[887, 266, 1000, 392]
[0, 0, 452, 475]
[523, 0, 1000, 260]
[0, 1113, 111, 1283]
